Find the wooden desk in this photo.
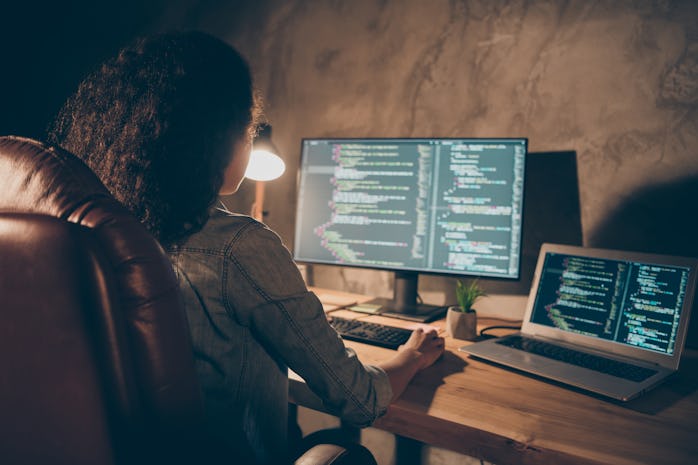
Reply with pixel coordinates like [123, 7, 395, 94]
[290, 292, 698, 465]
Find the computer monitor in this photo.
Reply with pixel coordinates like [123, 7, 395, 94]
[293, 137, 527, 322]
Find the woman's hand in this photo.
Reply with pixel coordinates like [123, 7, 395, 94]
[379, 327, 445, 401]
[398, 327, 445, 370]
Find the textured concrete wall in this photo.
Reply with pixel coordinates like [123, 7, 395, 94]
[210, 0, 698, 301]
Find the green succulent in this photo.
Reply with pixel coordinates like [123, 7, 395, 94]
[455, 279, 487, 313]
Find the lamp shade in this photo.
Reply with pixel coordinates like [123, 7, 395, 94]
[246, 150, 285, 181]
[245, 124, 285, 181]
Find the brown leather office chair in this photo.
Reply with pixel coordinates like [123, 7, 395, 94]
[0, 136, 375, 465]
[0, 135, 206, 464]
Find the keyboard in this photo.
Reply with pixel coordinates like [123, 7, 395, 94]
[329, 316, 413, 350]
[496, 335, 658, 382]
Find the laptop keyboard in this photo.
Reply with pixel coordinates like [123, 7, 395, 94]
[496, 335, 658, 382]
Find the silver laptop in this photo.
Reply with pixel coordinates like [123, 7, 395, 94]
[460, 243, 697, 401]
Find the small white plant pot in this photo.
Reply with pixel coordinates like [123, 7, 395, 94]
[446, 306, 478, 340]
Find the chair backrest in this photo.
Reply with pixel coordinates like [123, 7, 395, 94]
[0, 136, 204, 464]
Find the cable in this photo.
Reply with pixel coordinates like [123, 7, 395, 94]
[479, 324, 521, 338]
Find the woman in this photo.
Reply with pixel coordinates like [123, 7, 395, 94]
[48, 31, 444, 464]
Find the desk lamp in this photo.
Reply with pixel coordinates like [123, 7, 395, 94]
[245, 123, 285, 221]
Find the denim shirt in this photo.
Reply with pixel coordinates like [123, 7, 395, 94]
[168, 206, 392, 464]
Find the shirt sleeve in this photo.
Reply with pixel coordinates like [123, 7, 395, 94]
[222, 221, 393, 426]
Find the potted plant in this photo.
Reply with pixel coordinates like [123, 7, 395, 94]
[447, 280, 487, 340]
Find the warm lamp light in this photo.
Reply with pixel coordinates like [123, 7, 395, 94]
[246, 124, 285, 221]
[245, 149, 285, 181]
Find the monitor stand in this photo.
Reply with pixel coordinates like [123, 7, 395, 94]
[364, 271, 447, 323]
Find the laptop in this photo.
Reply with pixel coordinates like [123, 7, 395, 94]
[460, 243, 698, 401]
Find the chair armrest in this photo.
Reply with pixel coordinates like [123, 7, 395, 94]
[294, 443, 376, 465]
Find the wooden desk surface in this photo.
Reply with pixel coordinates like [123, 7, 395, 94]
[291, 289, 698, 465]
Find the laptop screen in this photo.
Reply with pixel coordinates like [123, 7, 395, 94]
[530, 252, 691, 356]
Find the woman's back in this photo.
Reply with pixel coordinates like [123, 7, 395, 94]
[169, 207, 392, 464]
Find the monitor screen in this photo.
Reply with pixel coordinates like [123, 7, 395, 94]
[294, 137, 527, 321]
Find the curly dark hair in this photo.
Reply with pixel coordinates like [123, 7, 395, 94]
[48, 31, 262, 246]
